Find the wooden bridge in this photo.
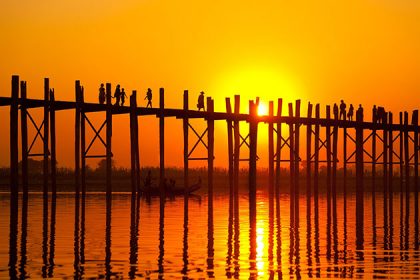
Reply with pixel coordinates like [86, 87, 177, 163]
[3, 75, 420, 238]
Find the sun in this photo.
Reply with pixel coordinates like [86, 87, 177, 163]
[257, 102, 269, 116]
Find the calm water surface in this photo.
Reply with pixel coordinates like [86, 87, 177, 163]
[1, 189, 420, 279]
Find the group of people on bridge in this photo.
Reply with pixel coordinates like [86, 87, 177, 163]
[98, 85, 207, 111]
[97, 87, 383, 123]
[333, 100, 385, 123]
[332, 100, 356, 121]
[98, 84, 128, 106]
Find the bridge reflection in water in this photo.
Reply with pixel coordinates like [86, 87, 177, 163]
[2, 187, 420, 279]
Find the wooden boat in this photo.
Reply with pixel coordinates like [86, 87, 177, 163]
[141, 177, 201, 197]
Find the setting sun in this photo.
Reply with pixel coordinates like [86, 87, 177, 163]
[257, 102, 268, 116]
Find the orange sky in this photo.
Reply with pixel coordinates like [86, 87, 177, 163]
[0, 0, 419, 168]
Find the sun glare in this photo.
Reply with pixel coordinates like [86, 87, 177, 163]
[257, 102, 268, 116]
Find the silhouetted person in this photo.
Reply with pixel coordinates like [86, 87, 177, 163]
[377, 106, 385, 124]
[347, 104, 354, 121]
[356, 104, 363, 121]
[373, 105, 378, 123]
[99, 83, 105, 104]
[333, 103, 338, 119]
[197, 91, 205, 111]
[114, 85, 121, 106]
[339, 100, 346, 120]
[121, 88, 127, 106]
[145, 88, 152, 108]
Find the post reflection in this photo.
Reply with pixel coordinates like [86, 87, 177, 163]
[275, 191, 282, 280]
[249, 198, 257, 279]
[80, 194, 86, 276]
[233, 194, 240, 279]
[207, 196, 215, 278]
[225, 195, 234, 278]
[42, 194, 48, 278]
[268, 193, 275, 279]
[182, 196, 188, 278]
[343, 205, 349, 277]
[19, 196, 28, 279]
[105, 196, 112, 279]
[158, 195, 165, 279]
[73, 194, 81, 279]
[314, 195, 321, 278]
[48, 193, 57, 278]
[9, 194, 18, 279]
[332, 207, 338, 276]
[129, 193, 140, 279]
[306, 200, 312, 278]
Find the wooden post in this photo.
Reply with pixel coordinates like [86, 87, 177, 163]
[208, 97, 215, 215]
[80, 86, 86, 197]
[134, 99, 141, 193]
[183, 90, 189, 196]
[50, 89, 57, 197]
[233, 95, 240, 208]
[268, 101, 274, 197]
[343, 122, 347, 213]
[413, 110, 419, 224]
[249, 100, 258, 226]
[294, 100, 301, 224]
[372, 108, 377, 214]
[20, 81, 28, 199]
[306, 103, 313, 217]
[75, 81, 81, 197]
[355, 105, 364, 248]
[106, 83, 112, 198]
[130, 91, 137, 195]
[404, 112, 410, 214]
[399, 112, 404, 196]
[383, 112, 388, 224]
[275, 99, 283, 197]
[288, 103, 295, 224]
[388, 112, 394, 218]
[314, 104, 320, 214]
[43, 78, 50, 201]
[326, 105, 332, 222]
[226, 98, 234, 205]
[159, 88, 165, 195]
[10, 75, 19, 198]
[332, 106, 338, 222]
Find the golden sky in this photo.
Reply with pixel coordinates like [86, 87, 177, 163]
[0, 0, 419, 168]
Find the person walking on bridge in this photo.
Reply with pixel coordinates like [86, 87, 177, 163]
[121, 88, 127, 106]
[347, 104, 354, 121]
[114, 85, 121, 106]
[197, 91, 205, 111]
[339, 100, 346, 120]
[98, 83, 105, 104]
[145, 88, 152, 108]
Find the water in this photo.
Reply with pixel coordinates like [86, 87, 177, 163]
[1, 189, 420, 279]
